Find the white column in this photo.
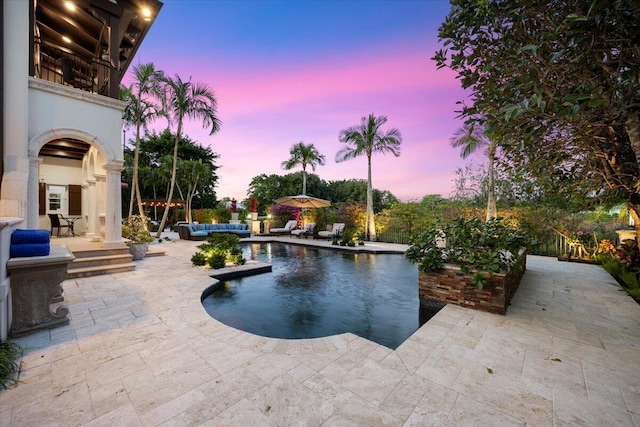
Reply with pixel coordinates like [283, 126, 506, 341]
[27, 157, 43, 229]
[93, 173, 106, 242]
[102, 161, 125, 248]
[1, 0, 30, 218]
[80, 183, 89, 235]
[85, 179, 97, 240]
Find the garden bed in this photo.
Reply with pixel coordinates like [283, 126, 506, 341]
[418, 249, 527, 315]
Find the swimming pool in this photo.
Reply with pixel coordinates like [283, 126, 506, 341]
[201, 242, 422, 349]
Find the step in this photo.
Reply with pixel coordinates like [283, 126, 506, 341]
[71, 247, 130, 259]
[70, 253, 133, 269]
[67, 263, 136, 279]
[146, 247, 166, 257]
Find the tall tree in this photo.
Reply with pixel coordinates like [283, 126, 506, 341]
[156, 75, 221, 236]
[120, 63, 164, 220]
[336, 114, 402, 241]
[450, 124, 498, 221]
[281, 141, 326, 195]
[434, 0, 640, 238]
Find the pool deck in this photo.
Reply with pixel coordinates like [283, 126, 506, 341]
[1, 234, 639, 426]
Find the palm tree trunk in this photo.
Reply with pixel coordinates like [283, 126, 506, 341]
[367, 154, 376, 241]
[129, 118, 146, 222]
[156, 121, 181, 237]
[486, 143, 497, 221]
[302, 167, 307, 195]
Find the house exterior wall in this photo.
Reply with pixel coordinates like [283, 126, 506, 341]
[0, 0, 131, 338]
[28, 78, 123, 161]
[0, 0, 28, 339]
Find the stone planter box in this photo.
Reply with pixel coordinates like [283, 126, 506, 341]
[418, 249, 527, 315]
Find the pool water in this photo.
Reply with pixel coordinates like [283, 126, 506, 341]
[201, 243, 422, 349]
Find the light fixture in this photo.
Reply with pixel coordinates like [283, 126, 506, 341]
[142, 6, 152, 21]
[64, 1, 76, 12]
[62, 36, 72, 43]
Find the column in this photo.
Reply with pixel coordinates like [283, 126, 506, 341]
[102, 161, 125, 248]
[85, 179, 97, 240]
[93, 173, 106, 242]
[80, 183, 88, 235]
[1, 0, 30, 218]
[27, 157, 43, 229]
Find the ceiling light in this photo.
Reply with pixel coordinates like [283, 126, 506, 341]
[142, 7, 151, 17]
[62, 36, 72, 43]
[64, 1, 76, 11]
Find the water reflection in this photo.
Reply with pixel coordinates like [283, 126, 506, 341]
[202, 243, 420, 348]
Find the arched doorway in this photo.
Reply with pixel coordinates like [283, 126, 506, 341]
[28, 128, 125, 248]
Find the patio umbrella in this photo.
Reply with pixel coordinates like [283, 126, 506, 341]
[274, 194, 331, 209]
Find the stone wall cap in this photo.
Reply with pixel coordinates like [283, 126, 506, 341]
[7, 244, 75, 269]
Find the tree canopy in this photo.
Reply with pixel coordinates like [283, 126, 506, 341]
[123, 129, 220, 212]
[434, 0, 640, 233]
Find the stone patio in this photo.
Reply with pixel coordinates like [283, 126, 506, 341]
[0, 234, 638, 426]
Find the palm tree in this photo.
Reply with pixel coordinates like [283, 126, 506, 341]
[281, 141, 326, 195]
[155, 74, 221, 237]
[336, 114, 402, 241]
[120, 63, 164, 220]
[450, 124, 497, 221]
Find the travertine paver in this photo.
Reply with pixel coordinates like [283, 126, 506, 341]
[0, 235, 639, 426]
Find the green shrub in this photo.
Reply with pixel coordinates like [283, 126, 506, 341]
[596, 243, 640, 301]
[122, 215, 154, 243]
[191, 234, 246, 269]
[191, 252, 207, 266]
[405, 216, 530, 290]
[0, 339, 22, 389]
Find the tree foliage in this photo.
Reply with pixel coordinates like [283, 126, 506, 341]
[434, 0, 640, 236]
[281, 141, 326, 195]
[154, 73, 221, 236]
[122, 129, 220, 217]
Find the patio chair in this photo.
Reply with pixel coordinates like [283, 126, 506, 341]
[318, 223, 345, 240]
[269, 220, 297, 235]
[291, 222, 316, 239]
[48, 214, 72, 238]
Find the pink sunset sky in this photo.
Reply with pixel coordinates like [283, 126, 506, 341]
[129, 0, 474, 202]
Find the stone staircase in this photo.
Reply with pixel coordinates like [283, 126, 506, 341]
[67, 247, 136, 278]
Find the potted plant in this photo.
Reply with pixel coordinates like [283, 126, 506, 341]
[249, 197, 259, 220]
[405, 216, 529, 315]
[230, 199, 239, 221]
[122, 215, 154, 261]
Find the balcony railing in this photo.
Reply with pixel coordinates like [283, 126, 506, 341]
[33, 38, 116, 98]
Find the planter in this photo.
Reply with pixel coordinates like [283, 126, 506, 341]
[231, 213, 239, 221]
[418, 249, 527, 315]
[128, 242, 148, 261]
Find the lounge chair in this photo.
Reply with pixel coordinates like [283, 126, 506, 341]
[318, 223, 345, 240]
[291, 222, 316, 239]
[269, 220, 297, 235]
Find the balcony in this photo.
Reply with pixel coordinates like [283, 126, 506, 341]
[34, 38, 115, 98]
[31, 0, 164, 100]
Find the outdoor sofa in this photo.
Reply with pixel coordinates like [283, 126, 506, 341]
[178, 223, 251, 240]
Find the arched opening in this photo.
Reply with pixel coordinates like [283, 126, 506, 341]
[29, 128, 121, 245]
